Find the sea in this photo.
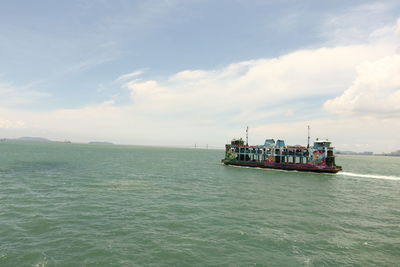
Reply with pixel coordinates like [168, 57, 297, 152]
[0, 141, 399, 266]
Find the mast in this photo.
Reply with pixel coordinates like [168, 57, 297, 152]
[307, 125, 310, 148]
[246, 126, 249, 146]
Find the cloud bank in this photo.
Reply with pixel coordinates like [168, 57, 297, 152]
[324, 54, 400, 117]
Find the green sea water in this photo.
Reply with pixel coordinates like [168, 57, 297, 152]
[0, 141, 399, 266]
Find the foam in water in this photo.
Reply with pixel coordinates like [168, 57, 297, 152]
[338, 171, 400, 181]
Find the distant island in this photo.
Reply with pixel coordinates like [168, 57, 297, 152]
[17, 137, 52, 142]
[0, 137, 116, 145]
[336, 150, 400, 157]
[88, 141, 114, 145]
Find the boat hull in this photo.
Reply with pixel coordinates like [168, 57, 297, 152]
[221, 159, 342, 173]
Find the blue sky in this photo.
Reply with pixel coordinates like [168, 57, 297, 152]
[1, 0, 400, 152]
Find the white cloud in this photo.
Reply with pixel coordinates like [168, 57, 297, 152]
[322, 2, 398, 45]
[0, 80, 48, 106]
[115, 70, 145, 83]
[123, 43, 394, 123]
[324, 55, 400, 117]
[0, 118, 25, 129]
[323, 17, 400, 117]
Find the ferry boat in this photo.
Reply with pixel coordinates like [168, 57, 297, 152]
[222, 127, 342, 173]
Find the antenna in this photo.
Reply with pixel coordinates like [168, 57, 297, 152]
[307, 125, 310, 148]
[246, 126, 249, 146]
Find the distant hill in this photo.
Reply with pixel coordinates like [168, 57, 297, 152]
[88, 141, 114, 145]
[18, 137, 52, 142]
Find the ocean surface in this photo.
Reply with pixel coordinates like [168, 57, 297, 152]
[0, 141, 399, 266]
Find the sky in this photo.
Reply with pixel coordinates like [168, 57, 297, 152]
[1, 0, 400, 152]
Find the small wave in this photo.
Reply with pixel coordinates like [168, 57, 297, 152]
[338, 171, 400, 181]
